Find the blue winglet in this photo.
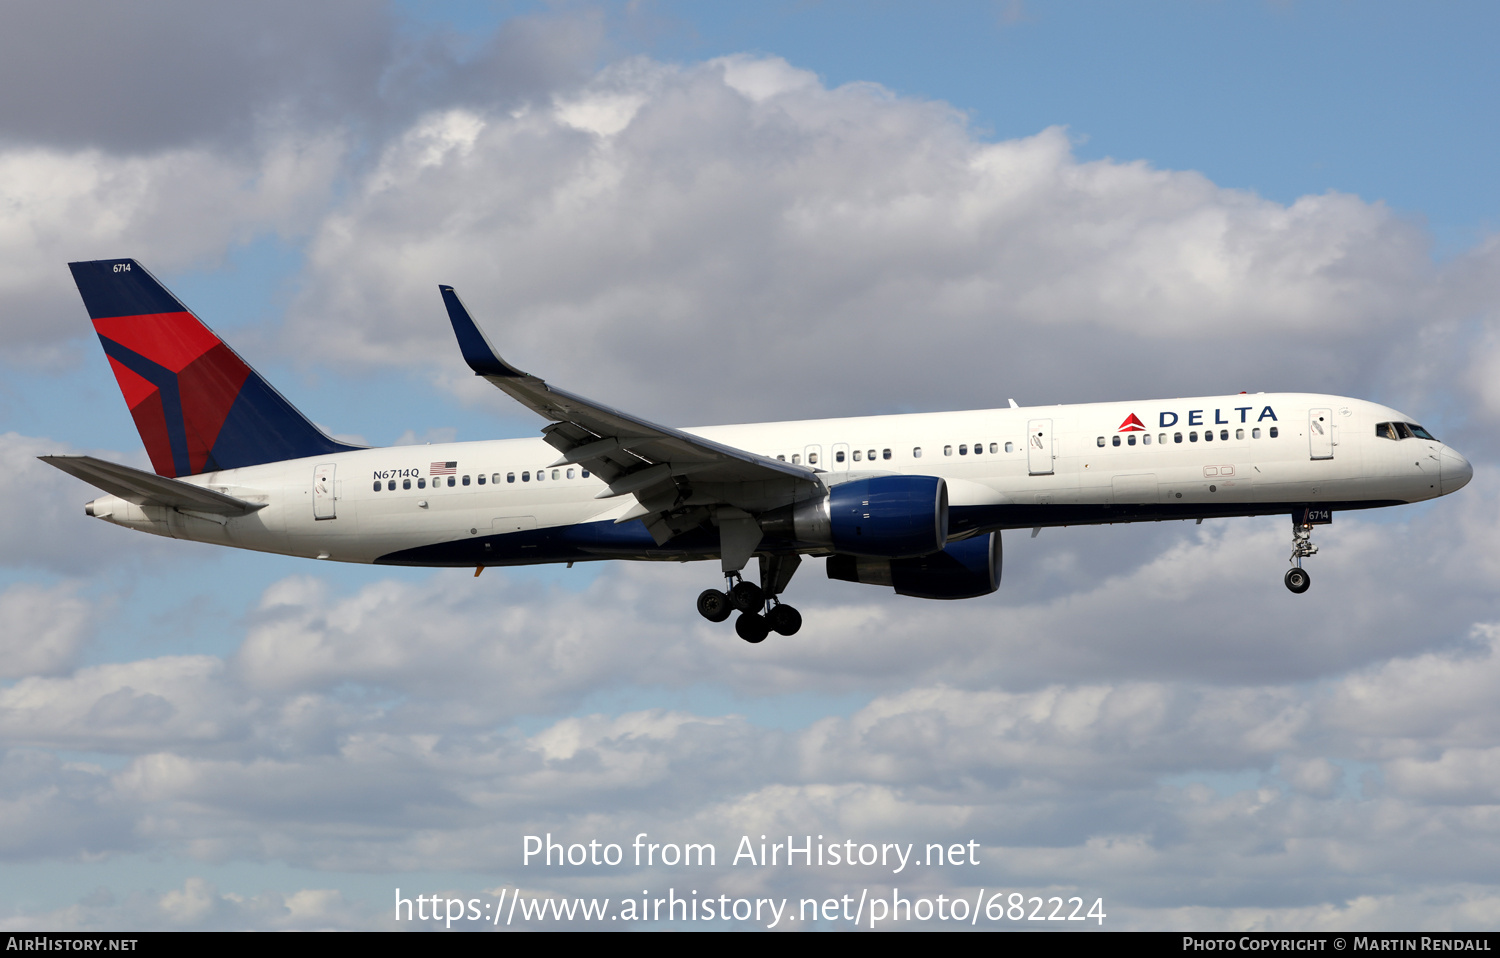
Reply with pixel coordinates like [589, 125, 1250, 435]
[439, 285, 527, 378]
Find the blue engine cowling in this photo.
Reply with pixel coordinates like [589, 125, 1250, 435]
[759, 475, 948, 558]
[826, 531, 1001, 600]
[824, 476, 949, 557]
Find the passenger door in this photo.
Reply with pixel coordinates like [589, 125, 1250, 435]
[1309, 408, 1333, 460]
[313, 463, 337, 519]
[1027, 419, 1054, 476]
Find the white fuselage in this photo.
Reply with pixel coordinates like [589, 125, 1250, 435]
[81, 392, 1471, 566]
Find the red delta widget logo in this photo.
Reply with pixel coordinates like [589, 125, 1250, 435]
[1117, 406, 1280, 431]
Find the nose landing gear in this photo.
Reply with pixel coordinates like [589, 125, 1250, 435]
[1285, 520, 1318, 594]
[697, 555, 803, 641]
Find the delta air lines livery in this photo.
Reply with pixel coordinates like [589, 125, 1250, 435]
[44, 259, 1474, 643]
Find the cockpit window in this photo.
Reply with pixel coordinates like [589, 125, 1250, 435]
[1375, 421, 1436, 441]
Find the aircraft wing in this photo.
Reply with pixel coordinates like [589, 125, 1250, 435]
[39, 455, 265, 516]
[440, 286, 820, 551]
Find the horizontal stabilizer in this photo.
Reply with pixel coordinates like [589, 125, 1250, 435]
[39, 455, 264, 516]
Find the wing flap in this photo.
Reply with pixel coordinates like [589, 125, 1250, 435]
[40, 455, 265, 516]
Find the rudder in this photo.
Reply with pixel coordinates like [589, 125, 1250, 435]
[69, 258, 360, 478]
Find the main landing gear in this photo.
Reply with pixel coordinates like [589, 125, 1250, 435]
[1284, 520, 1318, 594]
[696, 555, 803, 643]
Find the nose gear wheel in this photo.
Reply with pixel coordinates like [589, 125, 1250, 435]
[1285, 521, 1319, 594]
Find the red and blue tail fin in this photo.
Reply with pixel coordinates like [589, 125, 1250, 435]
[68, 258, 360, 478]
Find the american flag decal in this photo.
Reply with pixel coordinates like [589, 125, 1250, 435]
[430, 461, 457, 475]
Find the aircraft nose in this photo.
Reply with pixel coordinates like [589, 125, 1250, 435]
[1441, 447, 1473, 495]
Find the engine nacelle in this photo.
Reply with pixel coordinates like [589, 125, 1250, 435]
[826, 531, 1002, 600]
[762, 476, 948, 558]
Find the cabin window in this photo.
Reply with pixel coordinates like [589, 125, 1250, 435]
[477, 475, 485, 485]
[1127, 434, 1136, 446]
[1235, 429, 1244, 440]
[913, 447, 922, 458]
[883, 448, 891, 460]
[1004, 442, 1013, 453]
[1205, 430, 1214, 442]
[808, 452, 819, 465]
[1143, 434, 1152, 445]
[552, 469, 560, 480]
[1097, 436, 1105, 447]
[959, 444, 967, 456]
[1220, 429, 1229, 441]
[1269, 426, 1279, 438]
[507, 473, 515, 483]
[989, 443, 998, 453]
[536, 470, 544, 482]
[388, 480, 396, 490]
[403, 478, 411, 490]
[581, 470, 589, 478]
[447, 476, 455, 487]
[522, 471, 530, 482]
[462, 475, 470, 486]
[419, 478, 427, 489]
[1111, 435, 1120, 447]
[836, 450, 845, 462]
[868, 449, 876, 460]
[1174, 432, 1182, 443]
[1189, 431, 1198, 442]
[373, 481, 381, 492]
[1252, 428, 1261, 439]
[564, 468, 572, 478]
[852, 450, 862, 461]
[792, 454, 800, 464]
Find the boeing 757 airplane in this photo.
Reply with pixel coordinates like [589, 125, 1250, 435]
[44, 259, 1473, 642]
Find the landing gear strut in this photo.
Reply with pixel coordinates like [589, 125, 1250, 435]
[1285, 520, 1318, 594]
[697, 555, 803, 641]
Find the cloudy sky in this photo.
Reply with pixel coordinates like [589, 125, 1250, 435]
[2, 0, 1499, 931]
